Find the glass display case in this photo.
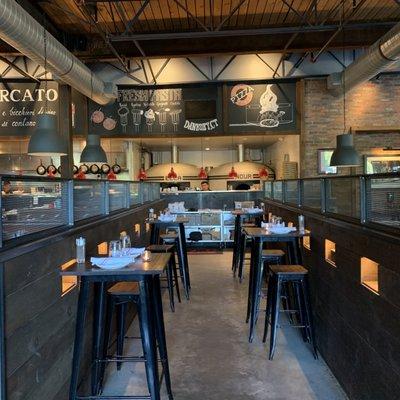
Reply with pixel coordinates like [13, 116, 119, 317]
[0, 177, 160, 246]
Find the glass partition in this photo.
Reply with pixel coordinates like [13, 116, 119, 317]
[109, 182, 127, 212]
[326, 177, 360, 219]
[302, 179, 321, 210]
[265, 181, 273, 198]
[285, 180, 299, 205]
[366, 176, 400, 228]
[272, 181, 283, 201]
[129, 182, 140, 206]
[74, 180, 104, 222]
[2, 178, 68, 241]
[0, 176, 161, 246]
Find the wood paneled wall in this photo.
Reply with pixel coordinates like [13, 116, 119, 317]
[2, 200, 166, 400]
[265, 200, 400, 400]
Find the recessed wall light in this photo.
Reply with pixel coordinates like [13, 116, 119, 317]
[205, 147, 210, 151]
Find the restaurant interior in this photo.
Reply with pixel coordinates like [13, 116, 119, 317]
[0, 0, 399, 399]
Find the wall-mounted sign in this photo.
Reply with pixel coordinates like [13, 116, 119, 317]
[0, 81, 58, 135]
[227, 82, 298, 133]
[88, 85, 222, 137]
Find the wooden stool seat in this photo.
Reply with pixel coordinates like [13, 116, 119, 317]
[147, 244, 175, 253]
[262, 249, 285, 258]
[108, 282, 139, 296]
[269, 264, 307, 276]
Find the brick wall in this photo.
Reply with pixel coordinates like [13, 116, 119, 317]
[301, 75, 400, 177]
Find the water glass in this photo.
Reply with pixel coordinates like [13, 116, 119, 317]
[76, 237, 86, 263]
[121, 235, 131, 249]
[109, 240, 122, 257]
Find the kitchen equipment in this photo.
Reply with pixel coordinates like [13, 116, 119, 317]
[73, 165, 79, 175]
[80, 163, 89, 174]
[89, 164, 100, 174]
[100, 163, 111, 174]
[47, 158, 57, 175]
[111, 159, 122, 174]
[57, 165, 62, 175]
[36, 159, 46, 175]
[189, 231, 202, 241]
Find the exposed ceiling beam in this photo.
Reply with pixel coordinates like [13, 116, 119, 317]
[0, 55, 39, 82]
[215, 0, 247, 31]
[172, 0, 210, 31]
[122, 0, 150, 35]
[109, 21, 396, 42]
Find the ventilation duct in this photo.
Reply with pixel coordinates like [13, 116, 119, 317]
[327, 22, 400, 96]
[0, 0, 117, 105]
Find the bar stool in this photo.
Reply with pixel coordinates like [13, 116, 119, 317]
[147, 244, 181, 308]
[103, 282, 174, 399]
[263, 265, 317, 360]
[160, 233, 190, 300]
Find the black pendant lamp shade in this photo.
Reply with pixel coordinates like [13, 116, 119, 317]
[28, 114, 68, 156]
[80, 134, 107, 163]
[330, 133, 361, 167]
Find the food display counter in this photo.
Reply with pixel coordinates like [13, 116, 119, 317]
[0, 176, 160, 246]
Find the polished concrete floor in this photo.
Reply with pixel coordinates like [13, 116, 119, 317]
[102, 252, 347, 400]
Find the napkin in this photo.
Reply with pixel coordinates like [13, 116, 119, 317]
[158, 214, 177, 222]
[121, 247, 145, 256]
[90, 257, 134, 269]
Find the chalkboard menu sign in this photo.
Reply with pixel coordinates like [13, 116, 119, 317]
[226, 81, 298, 133]
[0, 81, 59, 136]
[88, 85, 222, 137]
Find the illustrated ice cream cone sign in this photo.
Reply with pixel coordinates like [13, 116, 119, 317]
[260, 84, 279, 114]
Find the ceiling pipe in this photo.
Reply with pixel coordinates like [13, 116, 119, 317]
[0, 0, 117, 105]
[237, 144, 244, 162]
[172, 145, 179, 164]
[327, 22, 400, 96]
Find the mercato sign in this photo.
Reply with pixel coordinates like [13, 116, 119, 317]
[0, 88, 58, 102]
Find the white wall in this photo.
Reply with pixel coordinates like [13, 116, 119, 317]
[264, 136, 300, 179]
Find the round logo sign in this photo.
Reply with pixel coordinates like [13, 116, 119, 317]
[230, 84, 254, 107]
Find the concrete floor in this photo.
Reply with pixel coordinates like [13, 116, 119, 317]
[102, 252, 347, 400]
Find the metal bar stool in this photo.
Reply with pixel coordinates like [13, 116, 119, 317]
[263, 265, 318, 360]
[147, 244, 181, 310]
[160, 233, 190, 300]
[102, 281, 174, 399]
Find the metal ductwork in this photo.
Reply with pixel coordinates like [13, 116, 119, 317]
[0, 0, 117, 105]
[327, 22, 400, 96]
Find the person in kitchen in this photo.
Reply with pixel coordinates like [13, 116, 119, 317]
[2, 180, 12, 194]
[200, 181, 211, 191]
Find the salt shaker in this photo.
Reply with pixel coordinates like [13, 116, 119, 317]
[76, 237, 86, 263]
[298, 215, 305, 233]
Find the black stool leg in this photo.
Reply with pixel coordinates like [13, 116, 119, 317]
[238, 232, 246, 282]
[179, 223, 191, 290]
[98, 295, 115, 393]
[171, 251, 181, 303]
[166, 258, 175, 312]
[246, 238, 256, 324]
[116, 302, 127, 370]
[176, 233, 190, 300]
[152, 275, 174, 400]
[294, 281, 309, 342]
[269, 275, 282, 360]
[300, 278, 318, 359]
[263, 273, 274, 343]
[232, 215, 240, 274]
[69, 279, 90, 400]
[139, 278, 160, 400]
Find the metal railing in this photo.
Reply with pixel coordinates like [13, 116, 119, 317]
[0, 176, 160, 246]
[264, 173, 400, 231]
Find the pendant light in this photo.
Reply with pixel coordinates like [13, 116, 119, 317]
[167, 167, 178, 180]
[198, 137, 208, 179]
[259, 167, 269, 179]
[137, 140, 147, 180]
[330, 3, 361, 168]
[28, 21, 67, 156]
[80, 72, 107, 163]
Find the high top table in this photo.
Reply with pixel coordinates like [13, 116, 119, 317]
[148, 217, 191, 297]
[61, 253, 173, 400]
[231, 210, 264, 275]
[243, 227, 310, 343]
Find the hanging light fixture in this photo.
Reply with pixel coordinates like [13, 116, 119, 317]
[330, 3, 361, 168]
[259, 167, 269, 179]
[167, 167, 178, 180]
[137, 168, 147, 180]
[28, 22, 67, 156]
[228, 135, 238, 178]
[198, 137, 208, 179]
[80, 72, 107, 163]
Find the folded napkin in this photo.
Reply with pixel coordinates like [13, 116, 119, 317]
[243, 207, 262, 214]
[90, 257, 134, 270]
[158, 214, 177, 222]
[122, 247, 145, 257]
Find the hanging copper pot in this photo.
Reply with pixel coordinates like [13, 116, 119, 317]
[36, 159, 46, 175]
[111, 159, 122, 174]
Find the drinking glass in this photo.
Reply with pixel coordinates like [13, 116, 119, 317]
[121, 235, 131, 249]
[109, 240, 122, 257]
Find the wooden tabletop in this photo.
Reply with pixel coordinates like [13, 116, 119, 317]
[146, 216, 189, 225]
[244, 227, 310, 238]
[60, 253, 171, 277]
